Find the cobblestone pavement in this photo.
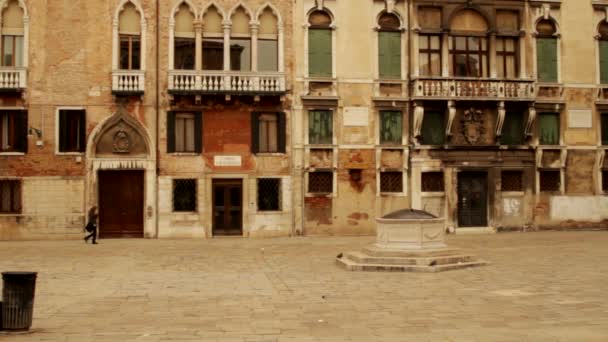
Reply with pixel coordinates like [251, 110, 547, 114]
[0, 231, 607, 341]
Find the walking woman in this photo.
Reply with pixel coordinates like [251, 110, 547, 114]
[84, 206, 99, 244]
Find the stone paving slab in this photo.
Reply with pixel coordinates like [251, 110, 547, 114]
[0, 232, 607, 341]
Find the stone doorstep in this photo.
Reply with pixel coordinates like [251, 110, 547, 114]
[336, 256, 489, 273]
[362, 246, 463, 258]
[345, 251, 477, 266]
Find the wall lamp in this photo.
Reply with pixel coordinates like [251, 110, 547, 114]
[28, 126, 42, 139]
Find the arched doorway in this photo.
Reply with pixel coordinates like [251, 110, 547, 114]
[86, 106, 156, 238]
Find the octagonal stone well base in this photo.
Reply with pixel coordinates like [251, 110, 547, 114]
[336, 209, 488, 272]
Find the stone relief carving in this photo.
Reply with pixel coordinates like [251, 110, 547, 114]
[460, 107, 485, 145]
[112, 129, 131, 153]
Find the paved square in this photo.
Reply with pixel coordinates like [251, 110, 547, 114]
[1, 232, 607, 341]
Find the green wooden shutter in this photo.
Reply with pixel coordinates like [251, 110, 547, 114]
[379, 111, 402, 145]
[15, 110, 28, 153]
[601, 113, 608, 145]
[167, 111, 175, 153]
[278, 112, 286, 153]
[78, 110, 86, 152]
[379, 32, 401, 79]
[421, 111, 445, 145]
[600, 41, 608, 84]
[538, 113, 560, 145]
[501, 112, 524, 145]
[309, 29, 332, 77]
[537, 38, 558, 83]
[309, 111, 332, 144]
[194, 112, 202, 153]
[251, 112, 259, 153]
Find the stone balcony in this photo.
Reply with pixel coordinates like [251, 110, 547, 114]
[112, 70, 145, 95]
[412, 77, 536, 101]
[168, 70, 286, 95]
[0, 67, 27, 91]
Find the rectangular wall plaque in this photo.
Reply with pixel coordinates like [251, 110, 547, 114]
[567, 109, 592, 128]
[343, 107, 369, 126]
[214, 155, 242, 167]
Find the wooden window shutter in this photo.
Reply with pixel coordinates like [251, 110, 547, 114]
[379, 32, 401, 79]
[539, 113, 560, 145]
[59, 110, 68, 152]
[78, 110, 86, 152]
[194, 112, 202, 153]
[537, 38, 558, 83]
[309, 29, 332, 77]
[379, 111, 402, 144]
[167, 111, 176, 153]
[16, 110, 28, 153]
[278, 112, 286, 153]
[600, 41, 608, 84]
[251, 112, 259, 153]
[501, 112, 524, 145]
[421, 111, 445, 145]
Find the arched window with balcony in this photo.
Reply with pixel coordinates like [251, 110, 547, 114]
[449, 9, 489, 78]
[308, 9, 332, 77]
[118, 2, 142, 70]
[535, 19, 558, 83]
[202, 5, 224, 71]
[377, 12, 401, 79]
[257, 6, 280, 72]
[1, 0, 26, 68]
[598, 21, 608, 84]
[172, 2, 195, 70]
[229, 5, 252, 71]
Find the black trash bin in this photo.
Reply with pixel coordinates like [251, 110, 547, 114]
[2, 272, 37, 331]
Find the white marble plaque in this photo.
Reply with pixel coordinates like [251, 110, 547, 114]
[567, 109, 592, 128]
[214, 155, 242, 167]
[343, 107, 369, 126]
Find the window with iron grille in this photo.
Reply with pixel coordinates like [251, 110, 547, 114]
[0, 180, 21, 213]
[308, 171, 333, 194]
[258, 178, 281, 211]
[539, 170, 560, 192]
[501, 171, 523, 192]
[603, 170, 608, 193]
[380, 172, 403, 193]
[58, 110, 86, 153]
[421, 172, 444, 192]
[173, 179, 197, 212]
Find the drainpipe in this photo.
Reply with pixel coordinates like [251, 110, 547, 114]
[155, 0, 160, 238]
[407, 0, 413, 204]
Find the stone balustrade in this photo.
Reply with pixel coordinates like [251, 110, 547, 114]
[0, 67, 26, 90]
[413, 77, 536, 101]
[169, 70, 286, 94]
[112, 70, 145, 94]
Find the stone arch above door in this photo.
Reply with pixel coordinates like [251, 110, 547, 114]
[88, 107, 152, 159]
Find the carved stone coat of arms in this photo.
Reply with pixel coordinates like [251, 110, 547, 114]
[460, 108, 485, 145]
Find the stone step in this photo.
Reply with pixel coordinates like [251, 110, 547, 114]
[362, 246, 463, 258]
[336, 256, 489, 273]
[345, 251, 477, 266]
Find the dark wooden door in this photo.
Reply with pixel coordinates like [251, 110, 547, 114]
[98, 170, 144, 238]
[458, 172, 488, 227]
[212, 179, 243, 236]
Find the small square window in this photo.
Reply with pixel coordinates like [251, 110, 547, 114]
[309, 171, 333, 194]
[380, 172, 403, 193]
[58, 110, 86, 153]
[0, 179, 21, 213]
[258, 178, 281, 211]
[539, 170, 560, 192]
[173, 179, 197, 212]
[421, 172, 444, 192]
[501, 171, 523, 192]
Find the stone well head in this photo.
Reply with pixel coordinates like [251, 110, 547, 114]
[375, 209, 446, 250]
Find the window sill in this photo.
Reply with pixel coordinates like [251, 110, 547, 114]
[168, 152, 201, 156]
[0, 152, 25, 156]
[255, 153, 286, 157]
[379, 192, 407, 197]
[56, 152, 84, 156]
[421, 192, 445, 197]
[501, 191, 525, 196]
[0, 213, 23, 216]
[305, 193, 334, 198]
[256, 210, 284, 214]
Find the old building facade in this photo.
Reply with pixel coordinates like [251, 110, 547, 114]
[0, 0, 607, 240]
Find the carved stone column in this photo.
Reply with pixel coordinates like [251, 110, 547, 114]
[413, 102, 425, 143]
[194, 21, 203, 71]
[223, 22, 231, 71]
[525, 105, 537, 138]
[250, 22, 259, 72]
[496, 101, 506, 140]
[446, 100, 456, 138]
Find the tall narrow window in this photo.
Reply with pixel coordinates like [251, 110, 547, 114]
[536, 19, 558, 83]
[496, 37, 518, 78]
[601, 113, 608, 145]
[0, 179, 21, 213]
[421, 111, 445, 145]
[252, 112, 286, 154]
[449, 10, 489, 77]
[258, 178, 281, 211]
[538, 112, 560, 145]
[174, 4, 195, 70]
[599, 22, 608, 84]
[0, 110, 26, 152]
[58, 110, 86, 153]
[501, 112, 524, 145]
[1, 0, 24, 67]
[308, 10, 332, 77]
[308, 110, 332, 145]
[230, 7, 251, 71]
[379, 111, 402, 145]
[167, 112, 202, 153]
[378, 12, 401, 79]
[258, 7, 279, 72]
[419, 35, 441, 76]
[119, 3, 141, 70]
[202, 6, 224, 70]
